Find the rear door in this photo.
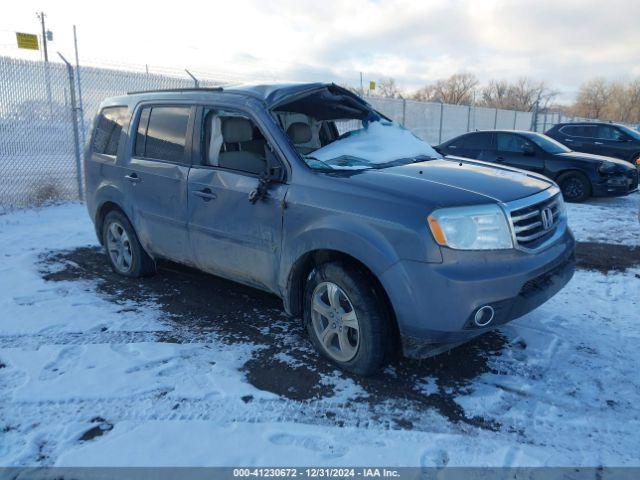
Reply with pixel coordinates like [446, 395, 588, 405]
[445, 132, 494, 160]
[187, 106, 288, 292]
[495, 133, 545, 172]
[125, 104, 194, 264]
[557, 125, 598, 153]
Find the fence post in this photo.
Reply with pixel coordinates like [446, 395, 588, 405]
[57, 52, 84, 202]
[513, 110, 517, 129]
[466, 104, 472, 132]
[401, 97, 406, 127]
[185, 69, 199, 88]
[438, 102, 444, 144]
[530, 100, 539, 131]
[493, 108, 498, 129]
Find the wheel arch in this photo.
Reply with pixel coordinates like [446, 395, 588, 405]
[284, 248, 401, 351]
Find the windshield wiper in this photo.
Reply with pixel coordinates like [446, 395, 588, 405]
[371, 155, 437, 169]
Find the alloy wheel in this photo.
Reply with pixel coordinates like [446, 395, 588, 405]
[310, 281, 360, 362]
[106, 221, 133, 274]
[563, 177, 584, 200]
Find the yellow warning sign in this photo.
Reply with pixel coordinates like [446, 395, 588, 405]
[369, 81, 376, 91]
[16, 32, 39, 50]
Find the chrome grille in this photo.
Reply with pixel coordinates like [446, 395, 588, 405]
[509, 194, 562, 249]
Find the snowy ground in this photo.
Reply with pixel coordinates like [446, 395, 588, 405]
[0, 194, 639, 467]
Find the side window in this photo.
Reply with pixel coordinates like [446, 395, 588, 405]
[472, 132, 493, 149]
[560, 125, 595, 137]
[201, 108, 268, 176]
[560, 126, 577, 136]
[597, 125, 622, 140]
[497, 133, 529, 153]
[449, 134, 472, 148]
[451, 133, 492, 149]
[134, 106, 190, 163]
[92, 106, 128, 156]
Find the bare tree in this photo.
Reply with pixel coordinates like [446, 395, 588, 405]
[377, 77, 401, 99]
[572, 78, 612, 119]
[480, 78, 557, 111]
[412, 73, 478, 105]
[605, 80, 640, 123]
[479, 80, 512, 109]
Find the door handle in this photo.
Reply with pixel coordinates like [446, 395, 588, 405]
[193, 188, 217, 201]
[495, 156, 505, 162]
[594, 141, 603, 145]
[124, 173, 141, 184]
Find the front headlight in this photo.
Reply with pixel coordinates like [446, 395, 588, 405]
[598, 162, 617, 175]
[428, 204, 513, 250]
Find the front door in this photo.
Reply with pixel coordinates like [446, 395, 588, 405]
[188, 108, 288, 292]
[495, 133, 545, 173]
[126, 105, 194, 264]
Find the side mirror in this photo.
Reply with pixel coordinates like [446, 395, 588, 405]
[268, 164, 285, 183]
[266, 146, 286, 182]
[523, 144, 535, 156]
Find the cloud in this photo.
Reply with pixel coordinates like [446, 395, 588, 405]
[3, 0, 638, 102]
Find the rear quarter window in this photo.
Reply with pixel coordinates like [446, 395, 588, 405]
[92, 106, 129, 156]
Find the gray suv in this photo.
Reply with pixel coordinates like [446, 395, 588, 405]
[85, 83, 575, 375]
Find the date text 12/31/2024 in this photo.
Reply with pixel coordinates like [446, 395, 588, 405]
[233, 469, 400, 478]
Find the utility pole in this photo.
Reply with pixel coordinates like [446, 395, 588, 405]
[37, 12, 49, 62]
[73, 25, 86, 147]
[37, 11, 53, 116]
[359, 72, 364, 97]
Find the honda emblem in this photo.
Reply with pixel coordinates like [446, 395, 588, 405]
[541, 207, 554, 230]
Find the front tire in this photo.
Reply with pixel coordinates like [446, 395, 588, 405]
[303, 261, 390, 375]
[558, 172, 591, 202]
[102, 210, 155, 277]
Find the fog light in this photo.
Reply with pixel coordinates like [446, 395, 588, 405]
[474, 305, 495, 327]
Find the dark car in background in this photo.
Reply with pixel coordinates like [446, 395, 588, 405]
[546, 122, 640, 166]
[435, 130, 638, 202]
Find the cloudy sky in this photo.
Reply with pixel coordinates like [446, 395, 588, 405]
[1, 0, 639, 102]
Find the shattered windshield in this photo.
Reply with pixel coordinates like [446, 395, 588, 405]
[273, 86, 441, 171]
[303, 120, 441, 170]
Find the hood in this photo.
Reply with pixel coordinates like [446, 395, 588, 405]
[558, 151, 634, 170]
[340, 157, 553, 206]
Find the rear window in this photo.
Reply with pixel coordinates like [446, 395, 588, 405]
[134, 106, 190, 163]
[92, 106, 128, 156]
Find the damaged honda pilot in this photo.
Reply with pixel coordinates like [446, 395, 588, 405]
[85, 83, 575, 375]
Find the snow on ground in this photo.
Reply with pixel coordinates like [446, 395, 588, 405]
[566, 192, 640, 245]
[0, 196, 639, 467]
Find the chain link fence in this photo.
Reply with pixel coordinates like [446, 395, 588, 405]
[0, 55, 608, 210]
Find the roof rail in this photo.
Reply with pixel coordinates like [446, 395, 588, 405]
[126, 87, 224, 95]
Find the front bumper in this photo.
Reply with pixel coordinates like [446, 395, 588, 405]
[379, 228, 575, 359]
[592, 171, 639, 197]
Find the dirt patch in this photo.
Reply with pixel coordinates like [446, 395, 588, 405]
[38, 247, 511, 430]
[243, 356, 330, 401]
[576, 242, 640, 273]
[79, 417, 114, 442]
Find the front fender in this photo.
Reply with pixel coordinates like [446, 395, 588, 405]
[281, 214, 401, 284]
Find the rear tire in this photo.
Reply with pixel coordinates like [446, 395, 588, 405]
[303, 261, 390, 376]
[102, 210, 155, 278]
[558, 172, 591, 203]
